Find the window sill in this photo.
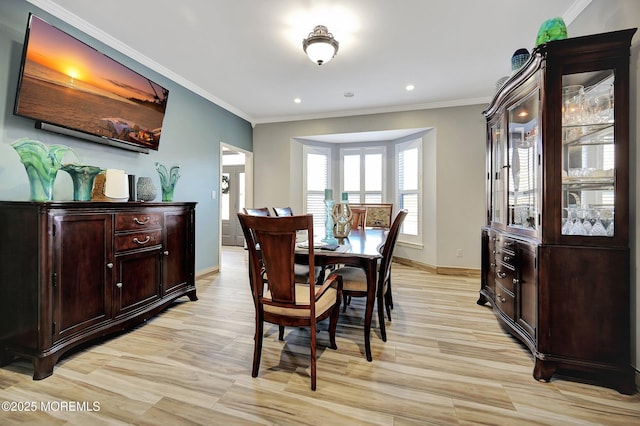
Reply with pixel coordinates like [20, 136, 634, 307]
[398, 239, 423, 250]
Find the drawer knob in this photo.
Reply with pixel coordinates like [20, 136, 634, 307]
[133, 216, 151, 225]
[133, 236, 151, 245]
[503, 255, 511, 262]
[106, 262, 113, 269]
[513, 278, 519, 285]
[164, 250, 169, 256]
[116, 282, 123, 288]
[497, 271, 506, 278]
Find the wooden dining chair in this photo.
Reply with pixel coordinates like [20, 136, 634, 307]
[350, 207, 367, 230]
[333, 209, 408, 343]
[243, 207, 271, 216]
[237, 213, 343, 391]
[261, 206, 324, 284]
[272, 206, 294, 217]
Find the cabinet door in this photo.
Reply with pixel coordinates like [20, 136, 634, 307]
[560, 70, 619, 241]
[489, 116, 506, 227]
[516, 242, 537, 340]
[113, 249, 162, 317]
[162, 209, 193, 295]
[507, 87, 540, 234]
[52, 213, 112, 342]
[480, 229, 494, 299]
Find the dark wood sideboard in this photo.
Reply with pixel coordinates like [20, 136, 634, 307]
[0, 201, 197, 379]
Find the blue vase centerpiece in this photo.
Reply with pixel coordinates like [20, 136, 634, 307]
[155, 162, 180, 202]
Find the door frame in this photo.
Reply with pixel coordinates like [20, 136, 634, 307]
[219, 142, 253, 271]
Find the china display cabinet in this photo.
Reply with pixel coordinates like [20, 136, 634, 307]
[478, 28, 636, 394]
[0, 201, 197, 379]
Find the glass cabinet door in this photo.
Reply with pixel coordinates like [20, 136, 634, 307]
[490, 118, 505, 225]
[507, 90, 540, 231]
[561, 71, 615, 237]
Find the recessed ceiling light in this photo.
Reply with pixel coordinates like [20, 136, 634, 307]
[344, 92, 354, 98]
[405, 84, 415, 91]
[294, 98, 302, 103]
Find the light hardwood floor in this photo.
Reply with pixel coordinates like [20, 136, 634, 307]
[0, 246, 638, 425]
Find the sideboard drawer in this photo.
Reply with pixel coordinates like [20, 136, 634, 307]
[115, 230, 162, 252]
[495, 283, 515, 320]
[495, 264, 515, 293]
[115, 213, 162, 231]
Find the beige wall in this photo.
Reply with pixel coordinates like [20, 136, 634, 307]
[253, 105, 487, 271]
[253, 0, 640, 373]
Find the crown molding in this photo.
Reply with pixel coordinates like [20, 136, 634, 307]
[24, 0, 254, 124]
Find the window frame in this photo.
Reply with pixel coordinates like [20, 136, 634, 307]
[395, 138, 422, 244]
[303, 144, 332, 231]
[339, 146, 386, 203]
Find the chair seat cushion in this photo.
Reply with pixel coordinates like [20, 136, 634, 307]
[332, 266, 368, 292]
[264, 284, 337, 318]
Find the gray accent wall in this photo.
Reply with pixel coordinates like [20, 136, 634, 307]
[0, 0, 253, 274]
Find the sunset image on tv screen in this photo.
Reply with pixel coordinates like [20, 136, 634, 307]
[15, 15, 169, 150]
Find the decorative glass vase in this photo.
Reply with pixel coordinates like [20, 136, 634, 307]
[155, 162, 180, 202]
[11, 138, 76, 201]
[322, 199, 338, 244]
[136, 176, 157, 201]
[61, 164, 103, 201]
[332, 192, 353, 238]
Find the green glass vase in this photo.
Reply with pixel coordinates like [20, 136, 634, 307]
[61, 164, 103, 201]
[155, 162, 180, 202]
[11, 138, 75, 201]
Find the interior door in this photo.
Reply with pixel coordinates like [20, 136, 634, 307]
[222, 165, 245, 246]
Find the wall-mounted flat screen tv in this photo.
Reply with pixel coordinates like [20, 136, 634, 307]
[14, 14, 169, 154]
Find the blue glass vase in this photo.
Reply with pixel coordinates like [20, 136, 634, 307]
[322, 199, 338, 244]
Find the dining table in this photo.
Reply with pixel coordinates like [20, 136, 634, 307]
[296, 228, 387, 362]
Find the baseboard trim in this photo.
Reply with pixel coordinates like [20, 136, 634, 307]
[196, 266, 219, 279]
[393, 257, 437, 273]
[393, 256, 481, 278]
[436, 266, 481, 277]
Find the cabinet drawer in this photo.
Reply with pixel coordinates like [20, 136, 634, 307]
[115, 213, 162, 231]
[495, 283, 515, 320]
[495, 264, 515, 292]
[115, 230, 162, 252]
[500, 251, 517, 268]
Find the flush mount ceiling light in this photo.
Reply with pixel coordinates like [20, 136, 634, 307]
[302, 25, 339, 65]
